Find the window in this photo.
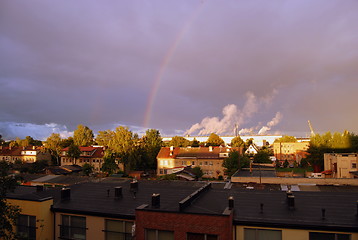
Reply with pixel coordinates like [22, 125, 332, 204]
[192, 161, 195, 166]
[352, 163, 357, 169]
[244, 228, 281, 240]
[209, 161, 213, 166]
[17, 214, 36, 240]
[159, 169, 164, 174]
[187, 232, 218, 240]
[104, 220, 133, 240]
[145, 229, 174, 240]
[60, 215, 86, 240]
[309, 232, 351, 240]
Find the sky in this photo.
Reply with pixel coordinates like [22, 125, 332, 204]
[1, 0, 358, 140]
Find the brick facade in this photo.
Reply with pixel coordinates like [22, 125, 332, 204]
[135, 209, 233, 239]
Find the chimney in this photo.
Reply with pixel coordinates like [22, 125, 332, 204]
[130, 179, 138, 191]
[33, 146, 35, 150]
[321, 208, 326, 219]
[287, 195, 295, 209]
[36, 185, 44, 192]
[151, 193, 160, 208]
[115, 187, 122, 198]
[61, 188, 71, 201]
[260, 203, 264, 213]
[170, 146, 174, 156]
[228, 196, 234, 210]
[209, 146, 213, 152]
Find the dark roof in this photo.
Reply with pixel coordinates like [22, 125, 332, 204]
[8, 178, 358, 232]
[52, 180, 206, 219]
[183, 184, 358, 232]
[6, 185, 61, 202]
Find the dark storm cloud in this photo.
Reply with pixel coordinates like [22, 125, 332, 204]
[1, 0, 358, 140]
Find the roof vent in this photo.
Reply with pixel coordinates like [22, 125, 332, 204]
[321, 208, 326, 219]
[115, 187, 122, 198]
[151, 193, 160, 208]
[287, 195, 295, 209]
[36, 185, 44, 192]
[61, 188, 71, 201]
[228, 196, 234, 210]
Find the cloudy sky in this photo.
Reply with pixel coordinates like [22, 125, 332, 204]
[1, 0, 358, 140]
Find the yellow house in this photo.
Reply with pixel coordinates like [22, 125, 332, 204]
[324, 153, 358, 178]
[6, 186, 55, 240]
[273, 142, 309, 163]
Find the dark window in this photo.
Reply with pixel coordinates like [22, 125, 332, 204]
[352, 163, 357, 168]
[145, 229, 174, 240]
[309, 232, 351, 240]
[104, 220, 133, 240]
[60, 215, 86, 240]
[17, 214, 36, 240]
[187, 232, 218, 240]
[244, 228, 281, 240]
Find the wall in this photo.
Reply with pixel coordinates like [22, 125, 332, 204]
[136, 210, 233, 239]
[54, 212, 134, 240]
[235, 225, 358, 240]
[7, 198, 54, 240]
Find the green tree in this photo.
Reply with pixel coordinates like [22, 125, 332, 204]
[45, 133, 62, 165]
[60, 137, 74, 148]
[192, 166, 203, 179]
[29, 160, 49, 174]
[206, 133, 225, 146]
[274, 135, 297, 143]
[253, 150, 271, 163]
[0, 161, 21, 240]
[108, 126, 136, 173]
[73, 124, 94, 147]
[231, 136, 245, 147]
[96, 130, 115, 146]
[142, 129, 162, 170]
[222, 151, 240, 176]
[101, 150, 119, 175]
[190, 138, 200, 147]
[67, 144, 81, 165]
[169, 136, 190, 147]
[82, 163, 94, 176]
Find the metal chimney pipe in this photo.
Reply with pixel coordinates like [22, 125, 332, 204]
[228, 196, 234, 210]
[152, 193, 160, 208]
[115, 187, 122, 198]
[287, 195, 295, 209]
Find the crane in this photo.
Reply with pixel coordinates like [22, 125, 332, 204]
[308, 120, 315, 136]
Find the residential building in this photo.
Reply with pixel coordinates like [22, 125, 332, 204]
[60, 146, 122, 172]
[157, 146, 242, 178]
[6, 180, 358, 240]
[0, 146, 51, 163]
[245, 144, 259, 155]
[324, 153, 358, 178]
[273, 142, 309, 164]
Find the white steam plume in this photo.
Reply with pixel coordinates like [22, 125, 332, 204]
[185, 92, 259, 136]
[258, 112, 283, 135]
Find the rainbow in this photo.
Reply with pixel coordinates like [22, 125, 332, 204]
[143, 1, 207, 128]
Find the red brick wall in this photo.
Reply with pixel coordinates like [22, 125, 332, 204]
[135, 210, 233, 239]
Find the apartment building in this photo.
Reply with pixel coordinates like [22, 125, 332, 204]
[6, 180, 358, 240]
[0, 146, 51, 163]
[273, 142, 309, 164]
[157, 146, 242, 178]
[324, 153, 358, 178]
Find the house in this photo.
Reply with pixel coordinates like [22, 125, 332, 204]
[273, 142, 309, 164]
[0, 146, 51, 163]
[245, 143, 259, 155]
[60, 146, 121, 172]
[157, 146, 242, 178]
[6, 180, 358, 240]
[324, 153, 358, 178]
